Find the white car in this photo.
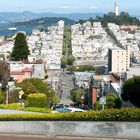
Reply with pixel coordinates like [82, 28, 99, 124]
[55, 107, 86, 113]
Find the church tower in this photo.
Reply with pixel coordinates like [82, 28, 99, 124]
[114, 0, 119, 16]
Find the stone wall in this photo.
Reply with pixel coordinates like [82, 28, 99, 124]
[0, 121, 139, 139]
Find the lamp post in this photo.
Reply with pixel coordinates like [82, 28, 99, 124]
[6, 85, 10, 105]
[81, 96, 84, 108]
[48, 90, 51, 108]
[19, 90, 24, 107]
[119, 70, 124, 98]
[100, 96, 106, 110]
[100, 80, 106, 110]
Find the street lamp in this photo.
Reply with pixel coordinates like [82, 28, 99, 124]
[81, 96, 84, 107]
[119, 71, 125, 98]
[19, 90, 24, 107]
[99, 80, 106, 110]
[99, 96, 106, 110]
[48, 90, 51, 108]
[6, 85, 9, 104]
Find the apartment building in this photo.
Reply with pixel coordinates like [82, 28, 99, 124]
[108, 47, 130, 73]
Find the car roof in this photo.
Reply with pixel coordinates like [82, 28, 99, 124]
[67, 107, 86, 112]
[55, 107, 85, 113]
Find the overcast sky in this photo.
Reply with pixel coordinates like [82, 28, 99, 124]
[0, 0, 140, 15]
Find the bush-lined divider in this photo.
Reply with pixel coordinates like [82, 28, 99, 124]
[0, 108, 140, 121]
[0, 103, 52, 113]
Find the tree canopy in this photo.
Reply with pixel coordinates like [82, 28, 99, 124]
[70, 88, 88, 107]
[16, 78, 48, 99]
[122, 76, 140, 107]
[79, 11, 140, 27]
[16, 78, 60, 107]
[11, 32, 30, 61]
[61, 57, 67, 68]
[105, 93, 121, 109]
[67, 55, 76, 65]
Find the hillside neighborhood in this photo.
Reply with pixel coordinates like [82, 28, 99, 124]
[0, 15, 140, 109]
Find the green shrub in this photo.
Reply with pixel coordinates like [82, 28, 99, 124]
[67, 65, 95, 72]
[0, 103, 52, 113]
[0, 103, 21, 110]
[0, 108, 139, 121]
[27, 93, 47, 108]
[94, 101, 102, 110]
[67, 55, 76, 65]
[22, 107, 52, 113]
[106, 93, 121, 109]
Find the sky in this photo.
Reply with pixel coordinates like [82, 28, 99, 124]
[0, 0, 140, 15]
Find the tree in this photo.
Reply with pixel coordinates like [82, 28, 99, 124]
[105, 93, 121, 109]
[0, 90, 3, 104]
[108, 12, 115, 17]
[122, 76, 140, 107]
[16, 78, 60, 106]
[11, 32, 30, 61]
[45, 88, 60, 107]
[120, 11, 129, 17]
[94, 101, 102, 110]
[17, 81, 36, 99]
[0, 60, 9, 104]
[50, 95, 60, 106]
[16, 78, 49, 99]
[67, 55, 76, 65]
[70, 88, 87, 107]
[61, 57, 67, 68]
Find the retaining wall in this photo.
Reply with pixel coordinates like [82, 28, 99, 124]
[0, 121, 139, 139]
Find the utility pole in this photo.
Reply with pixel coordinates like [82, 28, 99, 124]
[100, 80, 106, 110]
[6, 85, 9, 104]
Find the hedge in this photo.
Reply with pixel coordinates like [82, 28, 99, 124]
[27, 93, 47, 108]
[0, 108, 140, 121]
[67, 65, 95, 72]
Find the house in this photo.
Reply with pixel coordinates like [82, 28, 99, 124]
[10, 63, 34, 83]
[10, 66, 33, 83]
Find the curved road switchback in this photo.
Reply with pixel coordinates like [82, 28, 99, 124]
[0, 109, 42, 114]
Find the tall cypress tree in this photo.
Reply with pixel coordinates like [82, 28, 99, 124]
[11, 32, 30, 61]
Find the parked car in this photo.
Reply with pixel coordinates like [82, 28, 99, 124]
[55, 107, 86, 113]
[53, 103, 64, 110]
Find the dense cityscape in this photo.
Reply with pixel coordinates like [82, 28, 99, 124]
[0, 0, 140, 139]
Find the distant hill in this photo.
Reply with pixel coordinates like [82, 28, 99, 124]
[47, 13, 104, 21]
[78, 12, 140, 27]
[14, 17, 75, 28]
[0, 11, 104, 22]
[0, 17, 75, 36]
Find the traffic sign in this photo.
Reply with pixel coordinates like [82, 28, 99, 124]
[19, 90, 24, 96]
[100, 97, 106, 105]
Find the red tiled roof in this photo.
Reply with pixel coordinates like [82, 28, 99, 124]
[22, 67, 32, 72]
[11, 71, 24, 75]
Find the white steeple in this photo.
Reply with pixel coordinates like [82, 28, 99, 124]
[114, 0, 119, 16]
